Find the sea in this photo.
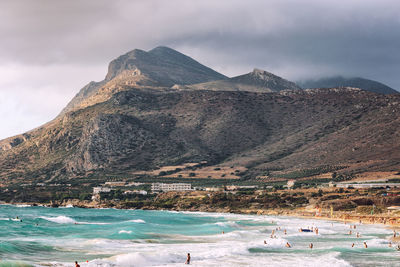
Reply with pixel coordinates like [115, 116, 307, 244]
[0, 204, 399, 267]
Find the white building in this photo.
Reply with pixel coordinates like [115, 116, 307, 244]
[123, 190, 148, 195]
[287, 180, 295, 189]
[225, 185, 258, 191]
[92, 187, 112, 201]
[93, 187, 112, 194]
[335, 183, 400, 189]
[151, 183, 192, 192]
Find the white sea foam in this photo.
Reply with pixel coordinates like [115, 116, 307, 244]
[128, 219, 146, 223]
[40, 216, 76, 224]
[59, 204, 74, 208]
[214, 221, 240, 227]
[119, 230, 132, 234]
[2, 209, 395, 267]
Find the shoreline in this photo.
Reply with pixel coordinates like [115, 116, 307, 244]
[2, 200, 400, 240]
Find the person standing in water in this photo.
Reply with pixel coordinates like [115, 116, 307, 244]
[75, 261, 80, 267]
[286, 242, 291, 248]
[309, 243, 313, 249]
[363, 242, 368, 248]
[185, 253, 191, 264]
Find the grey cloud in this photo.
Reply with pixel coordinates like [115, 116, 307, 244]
[0, 0, 399, 138]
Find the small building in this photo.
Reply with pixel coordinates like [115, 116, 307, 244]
[123, 190, 148, 195]
[92, 187, 112, 201]
[151, 183, 192, 192]
[205, 187, 222, 192]
[93, 187, 111, 194]
[226, 185, 258, 191]
[287, 180, 295, 189]
[126, 182, 144, 187]
[336, 183, 400, 189]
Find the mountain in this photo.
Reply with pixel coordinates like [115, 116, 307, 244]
[0, 47, 399, 187]
[299, 76, 398, 95]
[175, 68, 301, 92]
[60, 46, 227, 115]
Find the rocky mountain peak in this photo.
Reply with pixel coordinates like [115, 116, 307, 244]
[61, 46, 227, 115]
[230, 68, 301, 91]
[104, 46, 226, 85]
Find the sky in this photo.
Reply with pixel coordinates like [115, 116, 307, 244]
[0, 0, 399, 139]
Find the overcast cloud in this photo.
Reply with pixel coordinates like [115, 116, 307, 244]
[0, 0, 399, 139]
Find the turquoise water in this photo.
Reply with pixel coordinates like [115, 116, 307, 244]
[0, 205, 399, 266]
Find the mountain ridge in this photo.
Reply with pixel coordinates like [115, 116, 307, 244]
[299, 76, 398, 95]
[0, 47, 399, 186]
[174, 68, 301, 92]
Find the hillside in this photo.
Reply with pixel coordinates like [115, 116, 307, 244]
[0, 47, 399, 187]
[299, 76, 398, 95]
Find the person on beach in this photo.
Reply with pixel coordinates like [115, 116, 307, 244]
[286, 242, 291, 248]
[363, 242, 368, 248]
[309, 243, 313, 249]
[185, 253, 191, 264]
[75, 261, 80, 267]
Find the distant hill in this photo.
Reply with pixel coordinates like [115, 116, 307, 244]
[299, 76, 398, 94]
[0, 47, 399, 187]
[176, 68, 301, 92]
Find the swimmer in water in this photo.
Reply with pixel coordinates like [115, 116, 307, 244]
[185, 253, 191, 264]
